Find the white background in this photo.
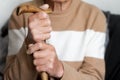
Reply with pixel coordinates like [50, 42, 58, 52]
[0, 0, 120, 29]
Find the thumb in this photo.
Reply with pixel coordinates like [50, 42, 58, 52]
[40, 4, 49, 10]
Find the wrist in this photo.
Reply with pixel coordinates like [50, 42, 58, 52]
[56, 61, 64, 78]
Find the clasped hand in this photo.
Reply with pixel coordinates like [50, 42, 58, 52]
[27, 9, 63, 78]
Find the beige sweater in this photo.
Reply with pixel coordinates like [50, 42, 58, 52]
[4, 0, 106, 80]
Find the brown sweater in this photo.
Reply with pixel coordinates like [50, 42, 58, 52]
[4, 0, 106, 80]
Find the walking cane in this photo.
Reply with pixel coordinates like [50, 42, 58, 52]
[17, 4, 52, 80]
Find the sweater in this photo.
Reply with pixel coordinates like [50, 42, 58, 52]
[4, 0, 106, 80]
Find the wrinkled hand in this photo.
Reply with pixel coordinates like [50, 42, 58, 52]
[28, 11, 52, 42]
[27, 42, 64, 78]
[27, 6, 64, 78]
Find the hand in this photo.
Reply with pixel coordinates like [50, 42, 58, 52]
[28, 5, 64, 78]
[28, 11, 52, 42]
[27, 42, 64, 78]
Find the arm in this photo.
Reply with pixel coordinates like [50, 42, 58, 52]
[61, 10, 106, 80]
[4, 4, 52, 80]
[8, 9, 26, 56]
[4, 8, 28, 79]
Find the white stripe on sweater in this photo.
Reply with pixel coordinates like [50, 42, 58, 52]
[9, 28, 106, 61]
[47, 30, 106, 61]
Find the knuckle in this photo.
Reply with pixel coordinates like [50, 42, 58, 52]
[48, 34, 51, 39]
[28, 22, 34, 29]
[28, 47, 33, 53]
[43, 12, 49, 18]
[36, 66, 40, 72]
[33, 52, 37, 58]
[33, 60, 37, 65]
[40, 34, 49, 40]
[41, 34, 46, 40]
[40, 34, 45, 41]
[46, 34, 51, 39]
[36, 66, 46, 72]
[45, 26, 52, 33]
[38, 12, 48, 19]
[49, 58, 54, 63]
[49, 64, 54, 70]
[43, 19, 51, 27]
[49, 45, 55, 51]
[46, 19, 51, 25]
[28, 44, 33, 47]
[33, 35, 41, 42]
[48, 27, 52, 31]
[37, 43, 42, 49]
[28, 15, 39, 29]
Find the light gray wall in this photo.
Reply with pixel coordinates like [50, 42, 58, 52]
[0, 0, 31, 29]
[84, 0, 120, 14]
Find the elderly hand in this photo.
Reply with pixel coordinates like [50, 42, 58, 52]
[28, 11, 52, 42]
[27, 42, 64, 78]
[27, 8, 64, 78]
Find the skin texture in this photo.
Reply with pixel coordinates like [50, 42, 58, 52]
[27, 0, 72, 77]
[28, 11, 63, 78]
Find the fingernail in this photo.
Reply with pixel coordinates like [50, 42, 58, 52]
[40, 4, 49, 10]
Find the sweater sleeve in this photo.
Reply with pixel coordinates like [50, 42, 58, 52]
[60, 9, 106, 80]
[4, 6, 40, 80]
[4, 8, 27, 79]
[8, 9, 27, 56]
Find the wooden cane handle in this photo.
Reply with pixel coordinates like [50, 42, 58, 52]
[17, 4, 52, 15]
[17, 4, 52, 80]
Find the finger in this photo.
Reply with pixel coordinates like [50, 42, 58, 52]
[31, 26, 52, 34]
[27, 42, 49, 54]
[29, 44, 34, 47]
[28, 12, 49, 24]
[26, 44, 34, 54]
[36, 42, 49, 50]
[33, 50, 50, 59]
[33, 58, 48, 66]
[36, 62, 53, 73]
[37, 12, 49, 20]
[32, 33, 51, 42]
[36, 65, 47, 72]
[40, 26, 52, 33]
[28, 18, 39, 29]
[27, 43, 42, 54]
[40, 4, 49, 10]
[29, 18, 51, 31]
[38, 18, 51, 27]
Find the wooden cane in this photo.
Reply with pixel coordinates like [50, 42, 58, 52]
[17, 4, 52, 15]
[17, 4, 52, 80]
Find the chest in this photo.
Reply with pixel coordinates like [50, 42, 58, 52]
[47, 31, 90, 62]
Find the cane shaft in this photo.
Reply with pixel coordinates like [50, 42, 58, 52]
[41, 72, 48, 80]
